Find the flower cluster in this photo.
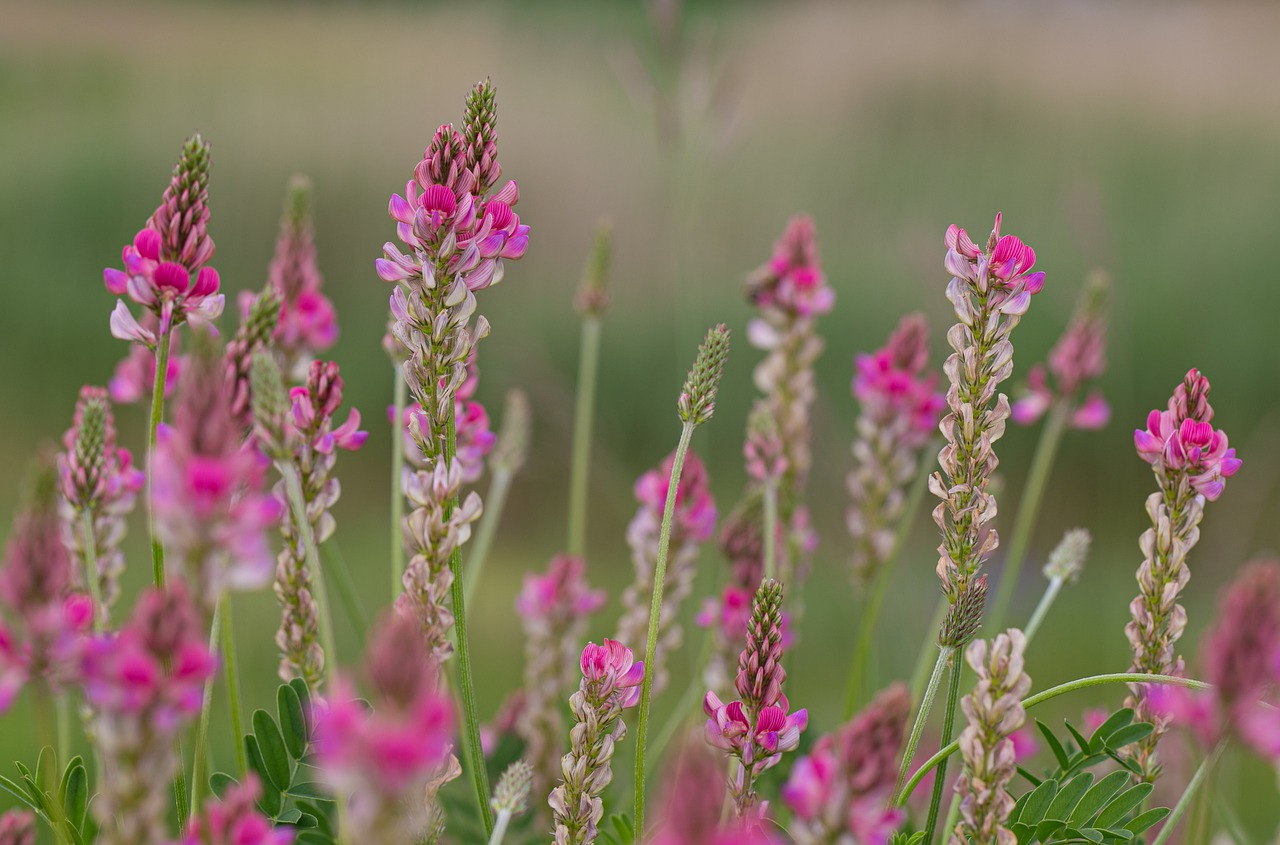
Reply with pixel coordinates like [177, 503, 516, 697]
[109, 312, 184, 404]
[83, 585, 216, 845]
[1125, 368, 1241, 778]
[932, 214, 1045, 605]
[950, 630, 1032, 845]
[516, 554, 606, 803]
[175, 776, 291, 845]
[616, 450, 717, 694]
[651, 738, 774, 845]
[0, 810, 34, 845]
[784, 683, 911, 845]
[549, 640, 645, 845]
[847, 313, 944, 587]
[398, 353, 495, 486]
[314, 611, 455, 841]
[56, 387, 145, 621]
[264, 176, 338, 375]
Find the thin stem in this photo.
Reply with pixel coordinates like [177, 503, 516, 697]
[634, 421, 696, 838]
[941, 790, 961, 845]
[910, 599, 949, 704]
[924, 651, 963, 845]
[463, 467, 514, 607]
[32, 684, 71, 845]
[78, 510, 105, 632]
[843, 447, 936, 717]
[321, 539, 370, 639]
[762, 478, 779, 582]
[147, 328, 173, 588]
[487, 809, 513, 845]
[894, 672, 1212, 805]
[1023, 576, 1065, 644]
[895, 646, 953, 801]
[390, 369, 407, 599]
[1151, 740, 1227, 845]
[219, 598, 248, 776]
[446, 412, 494, 836]
[990, 403, 1068, 629]
[567, 315, 602, 558]
[189, 604, 222, 817]
[55, 697, 70, 771]
[280, 462, 339, 693]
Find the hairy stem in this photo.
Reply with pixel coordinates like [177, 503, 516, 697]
[910, 599, 949, 704]
[633, 421, 696, 837]
[991, 403, 1068, 629]
[1151, 740, 1227, 845]
[78, 511, 105, 632]
[567, 316, 602, 558]
[280, 462, 339, 693]
[463, 467, 513, 607]
[924, 652, 963, 845]
[147, 328, 173, 588]
[895, 646, 953, 801]
[390, 370, 407, 599]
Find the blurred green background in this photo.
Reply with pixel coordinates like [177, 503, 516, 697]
[2, 0, 1279, 837]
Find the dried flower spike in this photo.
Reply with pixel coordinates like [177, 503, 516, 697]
[939, 575, 988, 650]
[678, 323, 731, 425]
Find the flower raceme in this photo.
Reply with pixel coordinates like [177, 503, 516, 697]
[1134, 371, 1241, 501]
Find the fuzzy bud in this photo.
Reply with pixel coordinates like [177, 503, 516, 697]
[735, 578, 786, 712]
[225, 284, 282, 430]
[939, 575, 988, 649]
[491, 759, 534, 816]
[679, 324, 731, 426]
[1043, 528, 1090, 583]
[250, 352, 289, 459]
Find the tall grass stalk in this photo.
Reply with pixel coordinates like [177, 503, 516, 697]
[567, 316, 602, 558]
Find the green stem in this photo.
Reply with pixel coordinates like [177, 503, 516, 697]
[924, 652, 963, 845]
[147, 327, 173, 588]
[189, 604, 222, 816]
[446, 413, 494, 836]
[280, 462, 340, 693]
[31, 684, 70, 845]
[219, 598, 248, 776]
[1023, 576, 1064, 644]
[762, 479, 779, 582]
[487, 809, 514, 845]
[991, 403, 1068, 629]
[634, 421, 696, 838]
[464, 467, 514, 607]
[567, 316, 602, 558]
[55, 697, 70, 772]
[78, 511, 105, 632]
[843, 448, 936, 718]
[910, 599, 949, 704]
[1151, 740, 1227, 845]
[321, 539, 370, 639]
[895, 646, 953, 801]
[894, 672, 1211, 805]
[390, 370, 407, 599]
[941, 790, 961, 845]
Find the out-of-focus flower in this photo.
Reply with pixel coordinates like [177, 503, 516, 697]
[264, 176, 337, 375]
[174, 775, 291, 845]
[0, 809, 35, 845]
[109, 314, 184, 403]
[1134, 370, 1241, 501]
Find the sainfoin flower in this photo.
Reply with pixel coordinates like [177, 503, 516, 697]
[650, 737, 773, 845]
[616, 449, 717, 694]
[175, 775, 291, 845]
[549, 639, 645, 845]
[104, 135, 223, 342]
[108, 314, 184, 403]
[0, 810, 35, 845]
[397, 353, 495, 486]
[82, 584, 216, 845]
[264, 175, 338, 374]
[314, 611, 455, 841]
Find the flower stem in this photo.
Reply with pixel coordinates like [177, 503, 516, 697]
[464, 467, 514, 607]
[189, 603, 222, 816]
[648, 628, 716, 764]
[390, 370, 407, 599]
[487, 809, 514, 845]
[910, 599, 949, 704]
[219, 598, 248, 776]
[843, 448, 936, 718]
[895, 645, 953, 802]
[78, 510, 105, 633]
[991, 403, 1068, 629]
[1151, 740, 1227, 845]
[567, 315, 602, 558]
[147, 327, 173, 588]
[280, 462, 339, 694]
[634, 420, 696, 838]
[894, 672, 1212, 805]
[1023, 576, 1064, 644]
[445, 412, 494, 837]
[762, 478, 779, 582]
[924, 651, 963, 845]
[321, 539, 369, 640]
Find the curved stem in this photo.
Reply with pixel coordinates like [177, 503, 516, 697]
[762, 479, 779, 582]
[843, 449, 936, 718]
[280, 462, 339, 694]
[446, 412, 494, 836]
[910, 599, 949, 704]
[991, 403, 1068, 629]
[487, 808, 514, 845]
[924, 652, 963, 845]
[147, 328, 173, 588]
[894, 672, 1211, 805]
[464, 467, 513, 607]
[895, 646, 953, 801]
[567, 316, 602, 558]
[78, 510, 105, 633]
[1151, 739, 1227, 845]
[634, 421, 696, 838]
[219, 598, 248, 776]
[390, 370, 407, 599]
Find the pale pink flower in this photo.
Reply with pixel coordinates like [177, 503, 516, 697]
[263, 176, 337, 373]
[109, 316, 184, 403]
[0, 810, 35, 845]
[747, 216, 834, 318]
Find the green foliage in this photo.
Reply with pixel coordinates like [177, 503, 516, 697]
[1009, 709, 1169, 845]
[0, 752, 97, 844]
[597, 813, 637, 845]
[210, 679, 337, 842]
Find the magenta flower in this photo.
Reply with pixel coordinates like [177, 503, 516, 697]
[852, 314, 945, 446]
[262, 176, 338, 373]
[516, 555, 607, 621]
[175, 775, 291, 845]
[1134, 373, 1241, 501]
[945, 213, 1046, 316]
[0, 810, 35, 845]
[747, 216, 834, 318]
[704, 691, 807, 769]
[580, 638, 646, 707]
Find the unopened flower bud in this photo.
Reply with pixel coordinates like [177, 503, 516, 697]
[491, 759, 534, 816]
[939, 574, 988, 649]
[1043, 528, 1090, 583]
[678, 323, 731, 426]
[250, 353, 289, 458]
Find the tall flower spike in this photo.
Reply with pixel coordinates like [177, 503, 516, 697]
[616, 450, 717, 694]
[57, 386, 145, 620]
[703, 578, 808, 818]
[1126, 368, 1241, 779]
[517, 555, 606, 805]
[847, 313, 945, 587]
[225, 284, 283, 432]
[784, 683, 911, 845]
[932, 214, 1046, 605]
[950, 630, 1032, 845]
[678, 323, 731, 425]
[104, 134, 223, 341]
[575, 219, 612, 317]
[83, 584, 217, 845]
[1012, 271, 1110, 430]
[549, 640, 645, 845]
[489, 389, 531, 476]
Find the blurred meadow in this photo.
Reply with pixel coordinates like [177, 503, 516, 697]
[2, 0, 1280, 834]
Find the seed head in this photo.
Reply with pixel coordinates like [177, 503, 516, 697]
[490, 759, 534, 816]
[939, 574, 988, 649]
[1043, 528, 1090, 583]
[250, 352, 289, 458]
[678, 323, 731, 426]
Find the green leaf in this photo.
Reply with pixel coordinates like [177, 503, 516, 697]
[1037, 819, 1067, 841]
[0, 774, 43, 817]
[1064, 722, 1093, 755]
[209, 772, 237, 798]
[289, 679, 312, 725]
[1122, 807, 1170, 836]
[1046, 773, 1095, 822]
[287, 782, 331, 800]
[1089, 709, 1134, 746]
[295, 800, 335, 837]
[297, 831, 335, 845]
[1103, 724, 1154, 751]
[278, 685, 308, 761]
[1077, 828, 1104, 843]
[59, 758, 88, 831]
[1069, 771, 1130, 827]
[245, 735, 283, 817]
[276, 808, 302, 824]
[1094, 784, 1154, 830]
[252, 709, 293, 792]
[1038, 720, 1071, 770]
[1021, 778, 1060, 825]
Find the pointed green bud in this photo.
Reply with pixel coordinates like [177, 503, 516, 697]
[250, 352, 289, 459]
[285, 174, 314, 232]
[1043, 528, 1090, 583]
[490, 759, 534, 816]
[939, 574, 988, 649]
[678, 323, 731, 426]
[575, 219, 612, 317]
[243, 284, 283, 348]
